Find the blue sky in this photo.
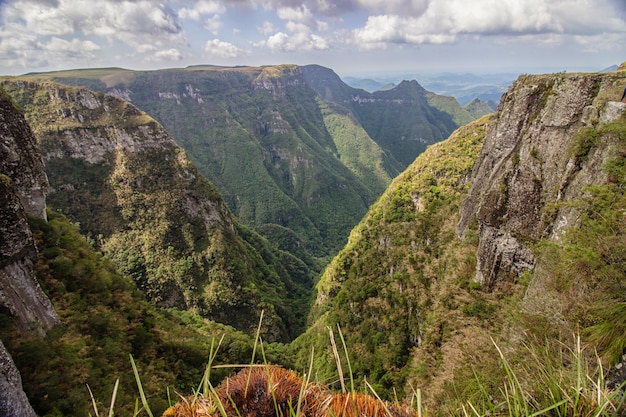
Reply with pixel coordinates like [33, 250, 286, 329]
[0, 0, 625, 77]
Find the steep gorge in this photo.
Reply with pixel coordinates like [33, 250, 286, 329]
[1, 65, 625, 415]
[16, 65, 471, 262]
[0, 88, 57, 417]
[1, 80, 311, 342]
[295, 68, 626, 407]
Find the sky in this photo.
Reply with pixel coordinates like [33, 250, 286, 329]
[0, 0, 625, 78]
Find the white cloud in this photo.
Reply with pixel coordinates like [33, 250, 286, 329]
[4, 0, 74, 35]
[356, 0, 429, 14]
[148, 48, 185, 61]
[352, 0, 626, 49]
[266, 27, 329, 52]
[46, 37, 100, 55]
[204, 14, 223, 34]
[258, 21, 276, 35]
[178, 0, 225, 20]
[277, 5, 315, 26]
[0, 0, 624, 74]
[0, 23, 46, 69]
[3, 0, 185, 47]
[205, 39, 244, 58]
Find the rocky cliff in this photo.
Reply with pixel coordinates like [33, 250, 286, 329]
[0, 88, 58, 417]
[9, 65, 472, 263]
[0, 88, 59, 334]
[294, 68, 626, 406]
[1, 80, 312, 341]
[457, 72, 626, 288]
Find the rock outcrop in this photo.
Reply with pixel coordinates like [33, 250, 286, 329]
[457, 71, 626, 288]
[0, 89, 59, 332]
[0, 88, 58, 417]
[0, 340, 36, 417]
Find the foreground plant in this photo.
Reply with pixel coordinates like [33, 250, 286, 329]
[462, 337, 625, 417]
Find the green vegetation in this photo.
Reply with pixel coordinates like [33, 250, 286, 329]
[426, 92, 474, 127]
[463, 98, 497, 120]
[8, 64, 468, 266]
[3, 69, 625, 416]
[295, 115, 493, 398]
[291, 108, 626, 413]
[344, 80, 460, 167]
[320, 103, 397, 192]
[122, 67, 384, 259]
[0, 210, 292, 417]
[0, 80, 313, 342]
[536, 116, 626, 364]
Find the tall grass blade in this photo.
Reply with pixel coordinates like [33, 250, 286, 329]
[328, 326, 345, 393]
[336, 324, 355, 393]
[130, 354, 154, 417]
[108, 378, 120, 417]
[364, 379, 394, 417]
[87, 378, 119, 417]
[200, 334, 225, 397]
[245, 310, 265, 396]
[87, 384, 100, 417]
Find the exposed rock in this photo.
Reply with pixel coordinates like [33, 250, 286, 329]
[457, 72, 626, 288]
[0, 88, 59, 417]
[0, 90, 48, 219]
[0, 89, 59, 333]
[0, 340, 36, 417]
[2, 81, 308, 341]
[0, 180, 59, 333]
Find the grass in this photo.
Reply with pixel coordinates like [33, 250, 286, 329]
[460, 337, 625, 417]
[87, 313, 625, 417]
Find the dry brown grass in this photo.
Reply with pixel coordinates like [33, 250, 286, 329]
[162, 366, 418, 417]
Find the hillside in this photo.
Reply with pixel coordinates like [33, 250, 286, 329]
[293, 69, 626, 411]
[10, 65, 470, 262]
[0, 86, 281, 417]
[1, 65, 624, 416]
[301, 65, 470, 167]
[0, 80, 312, 342]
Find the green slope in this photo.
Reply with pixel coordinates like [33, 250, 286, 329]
[0, 210, 290, 417]
[301, 65, 469, 167]
[293, 115, 492, 395]
[12, 64, 465, 262]
[292, 70, 626, 412]
[1, 80, 311, 342]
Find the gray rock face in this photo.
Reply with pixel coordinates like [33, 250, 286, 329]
[457, 72, 626, 288]
[0, 90, 59, 333]
[0, 91, 48, 220]
[0, 340, 36, 417]
[0, 88, 60, 416]
[0, 180, 59, 334]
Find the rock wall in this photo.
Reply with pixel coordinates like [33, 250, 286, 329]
[0, 88, 59, 416]
[0, 340, 36, 417]
[457, 71, 626, 288]
[0, 89, 59, 332]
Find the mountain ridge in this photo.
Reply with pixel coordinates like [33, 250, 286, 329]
[10, 64, 479, 261]
[0, 79, 312, 342]
[2, 65, 623, 415]
[293, 68, 626, 407]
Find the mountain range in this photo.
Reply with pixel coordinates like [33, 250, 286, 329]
[1, 64, 625, 416]
[12, 65, 490, 263]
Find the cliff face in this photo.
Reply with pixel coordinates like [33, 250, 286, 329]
[0, 89, 48, 220]
[295, 69, 626, 404]
[1, 80, 312, 341]
[10, 65, 471, 262]
[0, 89, 59, 333]
[457, 72, 626, 288]
[0, 89, 58, 417]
